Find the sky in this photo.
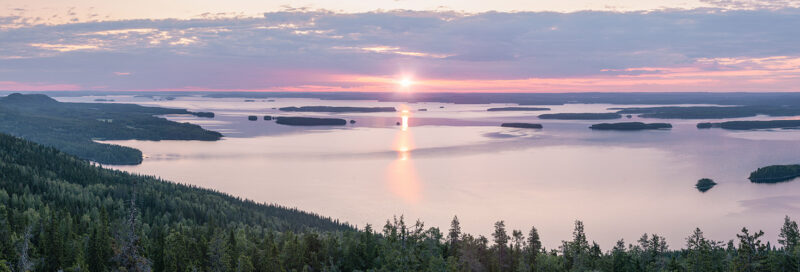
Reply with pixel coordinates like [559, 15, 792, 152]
[1, 0, 800, 93]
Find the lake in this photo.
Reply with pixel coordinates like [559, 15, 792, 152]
[58, 95, 800, 249]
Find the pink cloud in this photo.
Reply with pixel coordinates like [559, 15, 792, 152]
[0, 81, 82, 91]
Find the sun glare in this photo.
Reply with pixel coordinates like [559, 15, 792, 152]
[399, 77, 413, 88]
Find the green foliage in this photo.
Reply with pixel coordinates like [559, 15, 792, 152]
[616, 105, 800, 119]
[4, 131, 800, 271]
[696, 178, 718, 193]
[0, 93, 221, 165]
[749, 164, 800, 183]
[538, 113, 622, 120]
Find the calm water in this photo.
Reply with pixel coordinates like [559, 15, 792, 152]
[58, 95, 800, 249]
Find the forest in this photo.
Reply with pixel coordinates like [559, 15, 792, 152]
[696, 120, 800, 131]
[0, 93, 221, 165]
[538, 113, 622, 120]
[2, 131, 800, 271]
[615, 106, 800, 119]
[589, 122, 672, 131]
[749, 165, 800, 183]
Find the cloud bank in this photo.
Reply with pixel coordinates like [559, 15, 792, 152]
[1, 7, 799, 92]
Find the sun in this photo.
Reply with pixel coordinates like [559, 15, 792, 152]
[399, 77, 413, 88]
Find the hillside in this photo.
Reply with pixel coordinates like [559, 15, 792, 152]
[0, 93, 221, 165]
[1, 132, 800, 271]
[0, 132, 351, 270]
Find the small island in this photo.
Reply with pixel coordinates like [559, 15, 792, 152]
[279, 106, 396, 113]
[696, 122, 716, 129]
[247, 116, 258, 121]
[589, 122, 672, 130]
[695, 178, 717, 192]
[193, 112, 215, 118]
[488, 107, 551, 112]
[94, 98, 115, 102]
[697, 120, 800, 130]
[264, 115, 273, 121]
[501, 123, 543, 129]
[748, 164, 800, 183]
[538, 113, 622, 120]
[276, 117, 348, 126]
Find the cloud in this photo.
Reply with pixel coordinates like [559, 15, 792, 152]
[0, 8, 799, 92]
[701, 0, 800, 10]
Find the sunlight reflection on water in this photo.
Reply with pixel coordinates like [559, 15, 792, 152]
[387, 107, 420, 203]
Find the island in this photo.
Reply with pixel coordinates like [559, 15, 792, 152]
[0, 93, 223, 165]
[697, 120, 800, 130]
[501, 123, 543, 129]
[279, 106, 396, 113]
[488, 107, 551, 111]
[248, 115, 258, 121]
[696, 122, 716, 129]
[194, 111, 215, 118]
[94, 98, 115, 102]
[538, 113, 622, 120]
[589, 122, 672, 130]
[264, 115, 273, 120]
[695, 178, 717, 192]
[276, 117, 348, 126]
[748, 164, 800, 183]
[615, 105, 800, 119]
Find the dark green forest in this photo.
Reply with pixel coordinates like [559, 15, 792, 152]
[749, 165, 800, 183]
[2, 132, 800, 271]
[0, 93, 221, 165]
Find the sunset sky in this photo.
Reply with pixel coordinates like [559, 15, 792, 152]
[2, 0, 800, 93]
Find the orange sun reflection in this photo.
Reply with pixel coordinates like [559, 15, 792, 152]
[386, 107, 420, 203]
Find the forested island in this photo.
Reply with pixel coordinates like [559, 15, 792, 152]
[204, 92, 800, 107]
[697, 120, 800, 130]
[2, 133, 800, 271]
[0, 93, 221, 165]
[539, 113, 622, 120]
[695, 178, 717, 192]
[279, 106, 396, 113]
[589, 122, 672, 131]
[275, 117, 348, 126]
[501, 123, 543, 129]
[488, 107, 551, 111]
[615, 106, 800, 119]
[748, 164, 800, 183]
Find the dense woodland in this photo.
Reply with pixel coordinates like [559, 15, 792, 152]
[538, 113, 622, 120]
[749, 165, 800, 183]
[588, 123, 672, 131]
[2, 132, 800, 271]
[615, 106, 800, 119]
[0, 93, 221, 165]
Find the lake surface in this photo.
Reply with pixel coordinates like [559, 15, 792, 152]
[58, 95, 800, 249]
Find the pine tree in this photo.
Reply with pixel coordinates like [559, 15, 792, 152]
[686, 228, 712, 272]
[735, 227, 767, 272]
[492, 220, 511, 271]
[526, 226, 542, 271]
[113, 181, 152, 272]
[89, 208, 113, 272]
[447, 216, 461, 257]
[779, 216, 799, 252]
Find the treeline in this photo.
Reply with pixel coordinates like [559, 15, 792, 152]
[3, 132, 800, 271]
[0, 93, 221, 165]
